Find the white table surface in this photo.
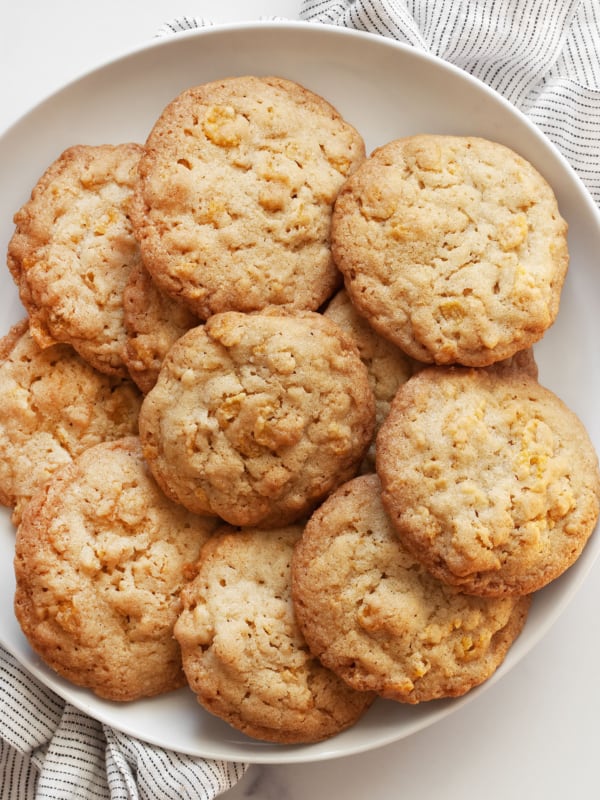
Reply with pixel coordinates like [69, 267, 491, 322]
[1, 2, 598, 799]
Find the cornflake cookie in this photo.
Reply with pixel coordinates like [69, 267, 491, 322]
[323, 290, 537, 470]
[332, 135, 569, 366]
[7, 143, 144, 377]
[139, 308, 375, 527]
[0, 319, 142, 524]
[131, 75, 366, 319]
[486, 346, 538, 379]
[324, 288, 419, 469]
[123, 261, 199, 393]
[377, 367, 600, 596]
[292, 475, 530, 703]
[174, 524, 374, 743]
[14, 437, 218, 702]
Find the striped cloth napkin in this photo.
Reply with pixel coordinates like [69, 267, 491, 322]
[2, 2, 599, 798]
[0, 649, 246, 799]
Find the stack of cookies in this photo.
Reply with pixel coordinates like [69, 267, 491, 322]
[2, 75, 599, 746]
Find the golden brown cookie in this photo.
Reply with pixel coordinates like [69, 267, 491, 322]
[122, 261, 199, 393]
[376, 367, 600, 596]
[324, 288, 419, 469]
[292, 475, 530, 703]
[14, 437, 218, 701]
[7, 143, 144, 377]
[332, 135, 568, 366]
[139, 308, 375, 527]
[174, 524, 374, 743]
[131, 75, 365, 319]
[486, 346, 538, 379]
[0, 319, 142, 524]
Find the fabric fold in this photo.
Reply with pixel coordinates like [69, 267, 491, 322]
[0, 648, 247, 799]
[299, 0, 600, 201]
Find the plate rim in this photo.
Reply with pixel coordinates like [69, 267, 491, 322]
[1, 19, 599, 765]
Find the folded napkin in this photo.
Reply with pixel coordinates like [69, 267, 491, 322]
[2, 2, 599, 798]
[0, 649, 246, 799]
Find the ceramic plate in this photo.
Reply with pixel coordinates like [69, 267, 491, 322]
[1, 21, 599, 764]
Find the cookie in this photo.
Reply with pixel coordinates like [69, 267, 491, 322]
[13, 437, 218, 702]
[0, 319, 142, 524]
[292, 475, 530, 703]
[332, 135, 569, 366]
[131, 75, 365, 319]
[7, 143, 144, 377]
[324, 288, 419, 468]
[486, 346, 538, 379]
[376, 367, 600, 596]
[139, 308, 375, 527]
[122, 261, 199, 393]
[174, 524, 374, 743]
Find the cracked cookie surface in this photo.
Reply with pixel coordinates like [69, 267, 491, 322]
[7, 143, 144, 377]
[332, 135, 568, 366]
[323, 288, 419, 470]
[139, 308, 375, 527]
[14, 437, 218, 701]
[0, 319, 141, 524]
[292, 474, 530, 703]
[376, 367, 600, 596]
[131, 75, 365, 318]
[174, 524, 374, 743]
[122, 261, 199, 393]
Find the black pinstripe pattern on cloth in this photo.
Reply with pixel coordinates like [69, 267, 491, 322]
[1, 648, 247, 799]
[2, 3, 598, 795]
[300, 0, 600, 202]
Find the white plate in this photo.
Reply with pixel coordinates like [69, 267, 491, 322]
[1, 21, 599, 765]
